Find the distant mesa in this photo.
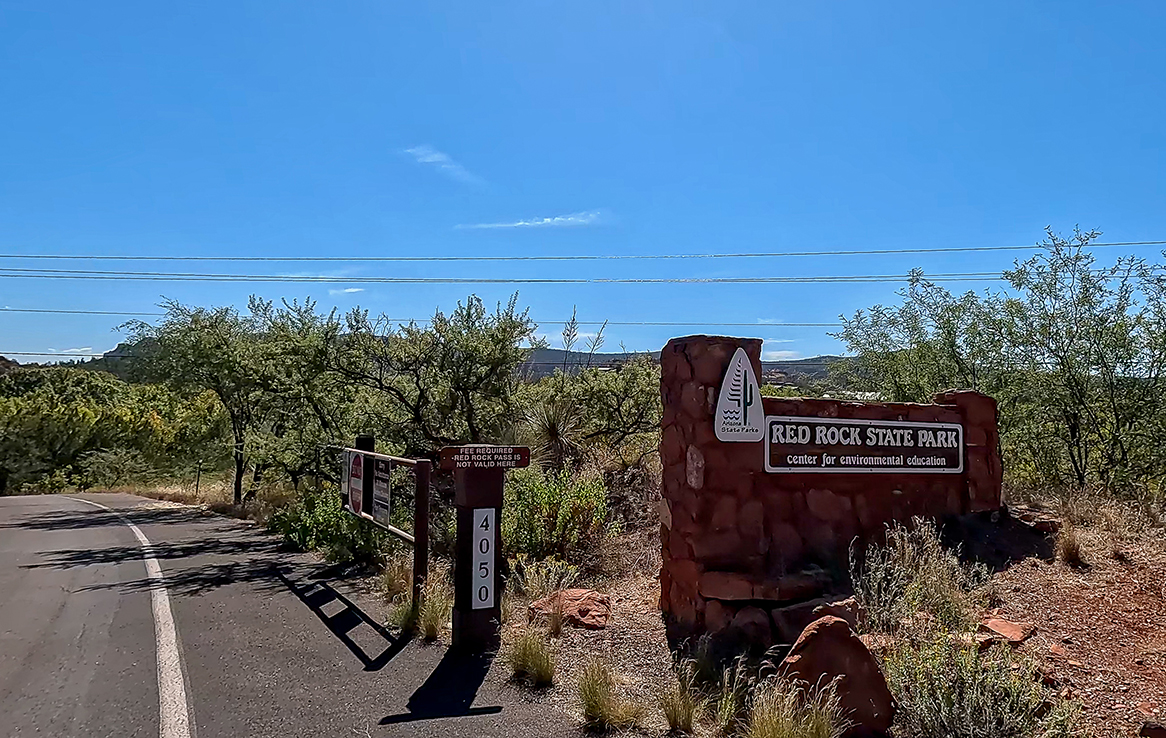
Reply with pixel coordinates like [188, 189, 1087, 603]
[519, 348, 842, 381]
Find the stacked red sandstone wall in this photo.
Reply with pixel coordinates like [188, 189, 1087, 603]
[659, 335, 1002, 644]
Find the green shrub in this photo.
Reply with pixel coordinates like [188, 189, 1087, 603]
[578, 658, 644, 730]
[503, 466, 609, 561]
[508, 626, 556, 687]
[267, 486, 385, 563]
[883, 636, 1078, 738]
[745, 677, 849, 738]
[850, 518, 990, 633]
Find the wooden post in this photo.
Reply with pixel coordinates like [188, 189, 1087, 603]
[412, 459, 431, 611]
[452, 467, 505, 652]
[441, 445, 530, 653]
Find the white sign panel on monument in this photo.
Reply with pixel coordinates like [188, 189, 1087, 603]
[715, 347, 765, 442]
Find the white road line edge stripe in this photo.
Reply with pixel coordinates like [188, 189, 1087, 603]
[75, 497, 193, 738]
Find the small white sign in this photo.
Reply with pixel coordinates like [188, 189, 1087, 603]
[471, 508, 495, 610]
[715, 347, 765, 442]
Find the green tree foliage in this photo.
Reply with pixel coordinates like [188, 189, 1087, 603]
[126, 297, 356, 503]
[331, 294, 536, 454]
[0, 367, 225, 494]
[125, 300, 269, 503]
[835, 227, 1166, 494]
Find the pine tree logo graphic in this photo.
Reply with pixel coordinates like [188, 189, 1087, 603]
[715, 348, 764, 442]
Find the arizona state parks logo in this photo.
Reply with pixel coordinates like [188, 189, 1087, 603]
[715, 348, 765, 442]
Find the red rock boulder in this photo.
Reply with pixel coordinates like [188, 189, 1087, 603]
[529, 589, 611, 629]
[780, 616, 895, 737]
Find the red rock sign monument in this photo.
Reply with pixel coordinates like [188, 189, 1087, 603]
[659, 335, 1002, 643]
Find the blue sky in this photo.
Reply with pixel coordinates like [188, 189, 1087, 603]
[2, 1, 1165, 361]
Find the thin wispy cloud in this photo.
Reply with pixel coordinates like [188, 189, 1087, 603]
[328, 288, 365, 295]
[404, 145, 482, 184]
[763, 349, 801, 361]
[456, 210, 603, 230]
[50, 347, 93, 354]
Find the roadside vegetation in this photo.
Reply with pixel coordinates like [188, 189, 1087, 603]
[3, 228, 1166, 734]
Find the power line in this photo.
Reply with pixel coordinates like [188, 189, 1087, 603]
[0, 307, 842, 326]
[0, 307, 164, 317]
[0, 350, 842, 367]
[0, 266, 1005, 284]
[1, 240, 1163, 263]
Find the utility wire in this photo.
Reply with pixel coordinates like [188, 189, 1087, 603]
[1, 308, 164, 317]
[0, 266, 1004, 284]
[0, 240, 1163, 262]
[0, 307, 842, 326]
[0, 350, 840, 367]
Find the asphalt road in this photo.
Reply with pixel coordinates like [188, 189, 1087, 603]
[0, 493, 570, 738]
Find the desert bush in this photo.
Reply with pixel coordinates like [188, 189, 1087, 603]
[659, 659, 704, 734]
[835, 228, 1166, 495]
[578, 658, 644, 730]
[503, 466, 609, 561]
[510, 555, 580, 599]
[508, 626, 555, 687]
[850, 518, 990, 633]
[745, 677, 849, 738]
[883, 636, 1078, 738]
[267, 486, 385, 563]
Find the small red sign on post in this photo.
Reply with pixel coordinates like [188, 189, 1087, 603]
[440, 445, 530, 471]
[347, 451, 364, 515]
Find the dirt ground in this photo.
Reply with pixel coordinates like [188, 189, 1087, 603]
[521, 506, 1166, 738]
[996, 518, 1166, 738]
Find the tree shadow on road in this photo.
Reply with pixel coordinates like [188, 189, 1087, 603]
[0, 505, 224, 533]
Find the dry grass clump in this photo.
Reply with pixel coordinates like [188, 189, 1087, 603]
[387, 574, 452, 640]
[507, 626, 555, 687]
[578, 658, 645, 731]
[714, 657, 752, 736]
[378, 553, 413, 602]
[659, 659, 704, 734]
[850, 518, 990, 633]
[744, 677, 849, 738]
[417, 576, 452, 641]
[511, 554, 580, 599]
[1056, 522, 1086, 566]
